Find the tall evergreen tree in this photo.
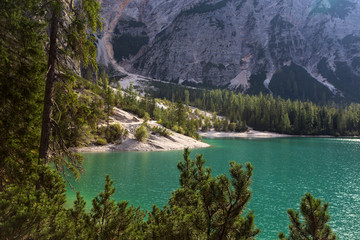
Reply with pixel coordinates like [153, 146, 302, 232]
[39, 0, 102, 168]
[176, 97, 186, 127]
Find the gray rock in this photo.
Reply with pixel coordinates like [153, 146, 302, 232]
[98, 0, 360, 102]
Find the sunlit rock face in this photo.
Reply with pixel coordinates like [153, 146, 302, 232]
[98, 0, 360, 102]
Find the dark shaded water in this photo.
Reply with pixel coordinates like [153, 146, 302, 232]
[67, 137, 360, 239]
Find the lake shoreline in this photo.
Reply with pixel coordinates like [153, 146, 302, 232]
[198, 129, 344, 139]
[199, 129, 291, 139]
[75, 128, 357, 153]
[74, 131, 210, 153]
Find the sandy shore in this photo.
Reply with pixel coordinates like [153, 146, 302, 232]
[74, 107, 337, 153]
[199, 129, 291, 139]
[75, 131, 210, 153]
[74, 107, 210, 153]
[199, 129, 336, 139]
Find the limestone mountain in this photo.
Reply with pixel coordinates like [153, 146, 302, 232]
[97, 0, 360, 102]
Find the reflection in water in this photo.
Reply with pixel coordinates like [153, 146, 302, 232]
[66, 138, 360, 239]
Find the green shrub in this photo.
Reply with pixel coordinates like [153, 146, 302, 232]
[123, 129, 129, 137]
[150, 126, 171, 137]
[171, 125, 179, 133]
[96, 138, 107, 146]
[107, 124, 124, 143]
[135, 125, 149, 142]
[97, 124, 125, 144]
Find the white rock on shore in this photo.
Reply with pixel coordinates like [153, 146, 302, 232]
[74, 107, 210, 153]
[199, 129, 290, 139]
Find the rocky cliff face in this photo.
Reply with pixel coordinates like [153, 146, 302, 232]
[98, 0, 360, 102]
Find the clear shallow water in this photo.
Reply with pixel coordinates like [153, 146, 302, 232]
[66, 137, 360, 239]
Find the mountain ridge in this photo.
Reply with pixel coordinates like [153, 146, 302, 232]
[97, 0, 360, 102]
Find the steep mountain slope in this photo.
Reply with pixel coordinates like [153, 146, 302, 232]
[97, 0, 360, 102]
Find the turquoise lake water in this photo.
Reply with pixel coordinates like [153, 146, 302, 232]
[66, 137, 360, 239]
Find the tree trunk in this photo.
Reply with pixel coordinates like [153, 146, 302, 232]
[39, 6, 59, 163]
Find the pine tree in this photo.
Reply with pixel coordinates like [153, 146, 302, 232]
[68, 192, 89, 239]
[0, 0, 46, 186]
[103, 78, 115, 131]
[185, 89, 190, 106]
[0, 165, 71, 239]
[90, 175, 117, 239]
[278, 193, 337, 240]
[176, 97, 186, 127]
[39, 0, 102, 166]
[157, 148, 261, 239]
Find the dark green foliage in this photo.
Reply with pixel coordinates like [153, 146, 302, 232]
[176, 98, 186, 127]
[279, 193, 337, 240]
[72, 176, 143, 240]
[116, 84, 200, 140]
[97, 124, 125, 144]
[269, 64, 334, 103]
[54, 75, 100, 148]
[96, 138, 108, 146]
[68, 192, 89, 239]
[145, 148, 260, 239]
[102, 78, 115, 128]
[317, 58, 360, 102]
[150, 126, 171, 137]
[107, 124, 125, 143]
[90, 175, 117, 239]
[151, 82, 360, 136]
[0, 165, 72, 239]
[85, 175, 144, 240]
[0, 0, 46, 185]
[116, 83, 149, 118]
[246, 72, 269, 95]
[38, 0, 102, 164]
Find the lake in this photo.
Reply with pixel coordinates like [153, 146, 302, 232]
[66, 137, 360, 239]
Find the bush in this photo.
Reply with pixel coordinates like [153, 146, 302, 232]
[135, 125, 149, 142]
[97, 124, 125, 144]
[150, 126, 171, 137]
[235, 121, 248, 132]
[107, 124, 124, 143]
[171, 125, 179, 133]
[96, 138, 107, 146]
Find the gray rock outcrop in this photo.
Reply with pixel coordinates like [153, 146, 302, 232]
[98, 0, 360, 102]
